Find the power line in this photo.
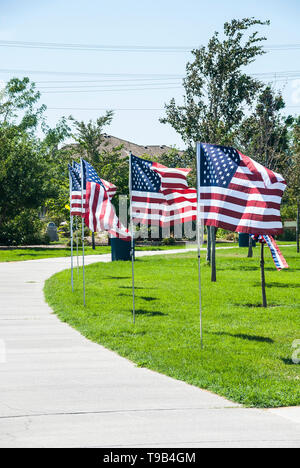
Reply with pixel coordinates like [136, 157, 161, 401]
[41, 85, 183, 94]
[0, 39, 299, 52]
[45, 105, 300, 111]
[34, 77, 184, 84]
[1, 67, 300, 80]
[37, 80, 182, 89]
[0, 68, 183, 77]
[47, 107, 164, 111]
[0, 40, 193, 52]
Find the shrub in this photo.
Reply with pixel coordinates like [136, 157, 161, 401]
[162, 237, 176, 245]
[277, 229, 296, 242]
[0, 210, 50, 246]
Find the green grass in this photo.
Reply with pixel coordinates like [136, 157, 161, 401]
[0, 244, 185, 262]
[44, 245, 300, 408]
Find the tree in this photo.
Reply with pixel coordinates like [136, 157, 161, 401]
[287, 118, 300, 252]
[160, 17, 270, 281]
[0, 78, 71, 244]
[238, 85, 293, 256]
[160, 18, 269, 149]
[70, 111, 114, 165]
[238, 86, 293, 173]
[0, 77, 46, 133]
[70, 112, 129, 201]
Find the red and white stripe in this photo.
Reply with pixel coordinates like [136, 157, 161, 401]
[70, 190, 87, 217]
[70, 180, 116, 216]
[132, 163, 197, 227]
[201, 151, 286, 235]
[261, 235, 289, 271]
[101, 179, 117, 200]
[85, 182, 131, 241]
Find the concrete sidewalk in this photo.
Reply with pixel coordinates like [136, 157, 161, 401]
[0, 250, 299, 448]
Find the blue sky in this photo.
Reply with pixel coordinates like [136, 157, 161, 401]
[0, 0, 299, 148]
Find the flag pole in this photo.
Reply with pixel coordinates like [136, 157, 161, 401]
[76, 217, 79, 276]
[80, 158, 86, 306]
[69, 170, 74, 292]
[196, 142, 203, 348]
[129, 152, 135, 324]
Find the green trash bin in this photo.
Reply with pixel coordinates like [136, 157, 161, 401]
[239, 233, 250, 247]
[238, 233, 256, 248]
[111, 237, 133, 261]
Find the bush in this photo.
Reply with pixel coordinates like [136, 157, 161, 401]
[277, 229, 296, 242]
[216, 228, 238, 242]
[0, 210, 50, 246]
[162, 237, 176, 245]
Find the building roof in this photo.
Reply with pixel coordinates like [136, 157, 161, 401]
[99, 134, 184, 158]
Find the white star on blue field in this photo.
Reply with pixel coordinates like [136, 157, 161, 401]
[83, 160, 105, 189]
[200, 144, 241, 188]
[131, 155, 161, 192]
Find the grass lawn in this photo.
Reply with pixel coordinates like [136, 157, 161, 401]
[0, 244, 186, 262]
[44, 245, 300, 408]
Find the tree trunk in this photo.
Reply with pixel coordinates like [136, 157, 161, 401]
[247, 235, 253, 258]
[297, 197, 299, 254]
[92, 232, 95, 250]
[260, 242, 267, 308]
[206, 226, 211, 264]
[211, 226, 216, 282]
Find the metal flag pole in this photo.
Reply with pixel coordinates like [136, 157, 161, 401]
[129, 152, 135, 324]
[80, 158, 86, 306]
[75, 217, 79, 276]
[69, 170, 74, 292]
[196, 142, 203, 348]
[72, 162, 80, 276]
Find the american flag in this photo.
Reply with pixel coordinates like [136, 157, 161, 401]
[69, 164, 86, 217]
[131, 154, 197, 227]
[252, 234, 289, 271]
[198, 143, 287, 235]
[101, 179, 117, 200]
[82, 159, 131, 241]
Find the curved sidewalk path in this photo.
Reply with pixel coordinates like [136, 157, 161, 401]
[0, 249, 299, 448]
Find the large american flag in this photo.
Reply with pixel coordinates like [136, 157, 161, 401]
[69, 164, 86, 217]
[197, 143, 287, 235]
[82, 159, 131, 241]
[69, 162, 117, 218]
[131, 154, 197, 227]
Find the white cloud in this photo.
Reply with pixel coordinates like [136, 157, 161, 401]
[291, 79, 300, 105]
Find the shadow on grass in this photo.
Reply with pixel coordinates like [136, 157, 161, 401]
[219, 266, 277, 272]
[118, 293, 157, 302]
[212, 331, 274, 343]
[103, 276, 131, 280]
[253, 282, 299, 289]
[234, 302, 280, 308]
[119, 286, 155, 290]
[281, 358, 299, 366]
[134, 309, 167, 317]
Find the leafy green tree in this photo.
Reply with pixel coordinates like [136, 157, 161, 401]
[0, 78, 71, 244]
[287, 118, 300, 252]
[238, 85, 293, 256]
[238, 86, 293, 172]
[70, 111, 114, 164]
[70, 112, 129, 200]
[160, 17, 270, 281]
[0, 77, 46, 132]
[160, 18, 269, 149]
